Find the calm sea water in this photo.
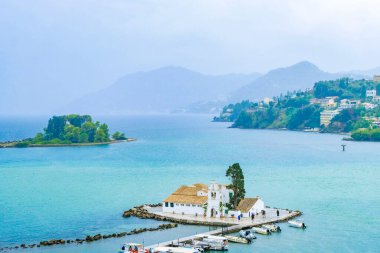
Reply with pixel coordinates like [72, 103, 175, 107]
[0, 115, 379, 253]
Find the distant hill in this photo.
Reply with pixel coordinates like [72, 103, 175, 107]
[64, 66, 260, 115]
[230, 61, 341, 102]
[63, 62, 380, 115]
[343, 67, 380, 79]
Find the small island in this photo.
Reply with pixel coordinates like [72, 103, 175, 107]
[0, 114, 134, 148]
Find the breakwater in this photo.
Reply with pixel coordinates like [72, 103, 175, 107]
[0, 223, 177, 252]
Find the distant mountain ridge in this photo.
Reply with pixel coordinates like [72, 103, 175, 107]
[64, 62, 380, 115]
[342, 66, 380, 79]
[230, 61, 341, 102]
[64, 66, 260, 115]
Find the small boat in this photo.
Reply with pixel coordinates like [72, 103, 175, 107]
[118, 243, 147, 253]
[193, 235, 228, 251]
[288, 220, 306, 229]
[153, 246, 203, 253]
[239, 229, 256, 241]
[224, 235, 249, 244]
[262, 224, 281, 232]
[251, 227, 271, 235]
[191, 240, 211, 251]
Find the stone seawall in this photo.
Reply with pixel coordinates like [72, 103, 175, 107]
[0, 223, 177, 252]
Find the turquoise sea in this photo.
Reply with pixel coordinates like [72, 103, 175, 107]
[0, 115, 379, 252]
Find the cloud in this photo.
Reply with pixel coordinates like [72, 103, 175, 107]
[1, 0, 380, 114]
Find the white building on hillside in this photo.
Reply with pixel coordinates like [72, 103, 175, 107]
[162, 182, 265, 218]
[320, 110, 339, 126]
[338, 99, 361, 110]
[310, 97, 338, 108]
[367, 89, 377, 97]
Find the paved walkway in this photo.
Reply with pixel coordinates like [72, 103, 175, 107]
[148, 206, 295, 226]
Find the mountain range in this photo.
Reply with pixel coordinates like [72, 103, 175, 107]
[63, 62, 378, 115]
[63, 66, 260, 115]
[230, 61, 339, 102]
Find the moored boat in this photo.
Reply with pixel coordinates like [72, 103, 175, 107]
[251, 227, 271, 235]
[192, 235, 228, 251]
[224, 235, 249, 244]
[288, 220, 306, 229]
[118, 243, 148, 253]
[153, 246, 203, 253]
[239, 230, 256, 241]
[262, 224, 281, 232]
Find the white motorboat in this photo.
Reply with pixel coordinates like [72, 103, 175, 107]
[262, 224, 281, 232]
[251, 227, 271, 235]
[193, 235, 228, 251]
[225, 235, 249, 244]
[288, 220, 306, 229]
[153, 246, 203, 253]
[118, 243, 147, 253]
[239, 229, 256, 241]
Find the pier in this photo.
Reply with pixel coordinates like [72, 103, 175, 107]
[146, 225, 242, 249]
[128, 205, 302, 249]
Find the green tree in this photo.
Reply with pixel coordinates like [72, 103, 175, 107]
[33, 133, 45, 143]
[81, 121, 97, 142]
[233, 111, 253, 128]
[64, 125, 81, 143]
[79, 133, 89, 143]
[370, 129, 380, 140]
[44, 116, 66, 140]
[351, 129, 371, 141]
[287, 105, 320, 130]
[352, 119, 370, 130]
[226, 163, 246, 209]
[112, 131, 127, 140]
[67, 114, 91, 127]
[94, 129, 108, 142]
[99, 123, 110, 140]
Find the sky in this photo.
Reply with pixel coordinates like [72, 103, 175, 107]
[1, 0, 380, 114]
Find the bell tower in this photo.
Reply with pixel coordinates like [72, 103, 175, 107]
[206, 181, 222, 218]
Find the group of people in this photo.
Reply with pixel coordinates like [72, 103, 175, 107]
[249, 209, 280, 221]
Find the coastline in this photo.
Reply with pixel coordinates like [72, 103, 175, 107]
[226, 123, 350, 136]
[342, 137, 380, 142]
[0, 138, 136, 148]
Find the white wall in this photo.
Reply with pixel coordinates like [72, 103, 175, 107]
[227, 210, 241, 218]
[239, 199, 265, 217]
[253, 199, 265, 213]
[162, 202, 204, 216]
[206, 183, 233, 218]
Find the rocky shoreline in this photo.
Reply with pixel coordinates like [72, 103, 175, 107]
[0, 138, 136, 148]
[0, 223, 177, 252]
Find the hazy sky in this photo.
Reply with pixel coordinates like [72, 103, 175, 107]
[1, 0, 380, 114]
